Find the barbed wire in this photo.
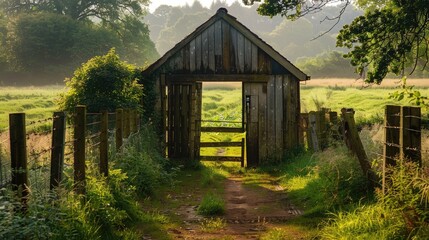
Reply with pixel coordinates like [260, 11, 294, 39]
[26, 117, 53, 127]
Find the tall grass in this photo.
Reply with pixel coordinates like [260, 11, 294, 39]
[0, 123, 176, 239]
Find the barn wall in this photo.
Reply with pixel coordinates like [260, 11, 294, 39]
[160, 19, 289, 75]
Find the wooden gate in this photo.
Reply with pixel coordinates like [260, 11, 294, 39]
[199, 120, 245, 167]
[166, 82, 202, 161]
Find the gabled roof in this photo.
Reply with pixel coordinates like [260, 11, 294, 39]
[142, 8, 310, 81]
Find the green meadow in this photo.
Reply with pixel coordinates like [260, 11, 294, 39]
[1, 82, 428, 132]
[0, 86, 63, 131]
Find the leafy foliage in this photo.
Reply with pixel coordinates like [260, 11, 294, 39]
[389, 77, 429, 107]
[0, 0, 148, 22]
[245, 0, 429, 84]
[58, 49, 143, 113]
[112, 124, 176, 197]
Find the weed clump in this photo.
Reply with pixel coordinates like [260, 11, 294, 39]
[198, 192, 225, 216]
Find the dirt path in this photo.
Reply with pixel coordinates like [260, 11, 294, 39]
[167, 176, 303, 239]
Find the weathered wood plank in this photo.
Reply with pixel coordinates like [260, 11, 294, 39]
[196, 83, 202, 159]
[200, 142, 243, 147]
[244, 38, 252, 72]
[258, 82, 267, 163]
[258, 48, 267, 73]
[208, 25, 215, 73]
[190, 40, 196, 72]
[274, 76, 283, 161]
[237, 31, 244, 73]
[189, 83, 196, 161]
[166, 74, 271, 82]
[230, 27, 237, 73]
[222, 20, 231, 73]
[200, 156, 242, 162]
[214, 20, 222, 73]
[383, 105, 401, 166]
[401, 106, 421, 165]
[183, 44, 190, 72]
[173, 85, 182, 158]
[195, 34, 202, 72]
[248, 94, 259, 166]
[251, 43, 258, 73]
[202, 30, 209, 71]
[267, 76, 276, 159]
[201, 127, 244, 133]
[182, 85, 190, 156]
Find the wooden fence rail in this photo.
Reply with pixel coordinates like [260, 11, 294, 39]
[4, 106, 140, 205]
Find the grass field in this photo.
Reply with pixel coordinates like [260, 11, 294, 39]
[0, 86, 63, 131]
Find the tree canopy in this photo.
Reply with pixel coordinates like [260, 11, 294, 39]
[58, 48, 143, 113]
[0, 0, 147, 22]
[244, 0, 429, 84]
[0, 0, 158, 84]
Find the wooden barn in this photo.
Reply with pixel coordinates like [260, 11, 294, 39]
[142, 8, 310, 166]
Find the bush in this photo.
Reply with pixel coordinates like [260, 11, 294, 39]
[58, 48, 143, 113]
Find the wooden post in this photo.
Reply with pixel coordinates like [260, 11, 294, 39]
[100, 110, 108, 177]
[50, 112, 66, 190]
[74, 106, 86, 194]
[299, 113, 308, 147]
[308, 111, 319, 151]
[341, 108, 378, 190]
[9, 113, 28, 208]
[115, 108, 123, 151]
[241, 138, 245, 168]
[400, 106, 421, 166]
[123, 109, 130, 138]
[384, 105, 401, 167]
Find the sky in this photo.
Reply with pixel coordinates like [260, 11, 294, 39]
[148, 0, 245, 12]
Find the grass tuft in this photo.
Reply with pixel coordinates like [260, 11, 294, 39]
[197, 192, 225, 216]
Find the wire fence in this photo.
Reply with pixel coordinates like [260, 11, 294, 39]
[0, 107, 140, 197]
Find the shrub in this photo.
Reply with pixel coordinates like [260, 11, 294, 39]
[58, 48, 143, 113]
[198, 192, 225, 216]
[112, 124, 176, 197]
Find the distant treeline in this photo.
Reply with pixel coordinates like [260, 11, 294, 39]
[146, 1, 429, 79]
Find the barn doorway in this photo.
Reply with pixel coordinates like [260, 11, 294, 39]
[199, 82, 245, 165]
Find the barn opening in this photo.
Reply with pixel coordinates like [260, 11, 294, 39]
[199, 82, 244, 164]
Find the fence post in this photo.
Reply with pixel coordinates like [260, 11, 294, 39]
[115, 108, 123, 151]
[74, 105, 86, 194]
[241, 138, 245, 168]
[100, 110, 108, 177]
[50, 111, 66, 190]
[341, 108, 378, 190]
[123, 109, 130, 138]
[9, 113, 28, 209]
[308, 111, 319, 151]
[400, 106, 421, 166]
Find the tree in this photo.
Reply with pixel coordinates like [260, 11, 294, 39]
[58, 48, 143, 113]
[1, 0, 158, 68]
[243, 0, 429, 84]
[5, 12, 119, 74]
[0, 0, 148, 22]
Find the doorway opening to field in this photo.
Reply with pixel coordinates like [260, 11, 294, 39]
[199, 82, 245, 165]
